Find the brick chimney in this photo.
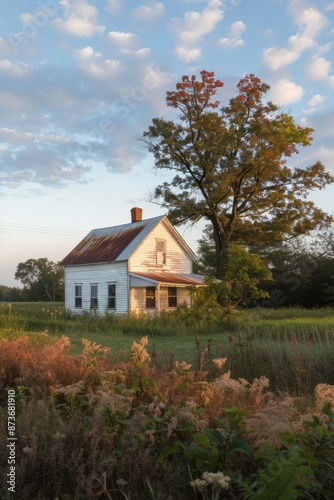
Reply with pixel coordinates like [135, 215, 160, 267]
[131, 207, 143, 223]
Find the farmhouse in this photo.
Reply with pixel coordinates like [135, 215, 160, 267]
[60, 208, 205, 315]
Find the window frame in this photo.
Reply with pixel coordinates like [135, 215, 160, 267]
[146, 286, 156, 308]
[90, 284, 98, 310]
[168, 286, 177, 308]
[156, 239, 167, 265]
[74, 284, 82, 308]
[107, 283, 116, 310]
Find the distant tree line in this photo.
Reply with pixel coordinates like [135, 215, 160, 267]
[0, 285, 24, 302]
[1, 258, 64, 302]
[194, 228, 334, 309]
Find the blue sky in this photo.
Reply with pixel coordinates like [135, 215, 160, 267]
[1, 0, 334, 287]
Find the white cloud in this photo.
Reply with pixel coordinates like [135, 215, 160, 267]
[0, 38, 13, 56]
[317, 42, 333, 55]
[108, 31, 138, 47]
[0, 145, 91, 188]
[121, 48, 150, 57]
[307, 94, 326, 108]
[81, 58, 121, 79]
[263, 1, 329, 71]
[0, 128, 34, 144]
[132, 3, 165, 21]
[294, 7, 328, 38]
[288, 33, 313, 52]
[0, 59, 31, 77]
[172, 0, 223, 61]
[314, 146, 334, 169]
[179, 6, 223, 43]
[106, 0, 122, 12]
[107, 31, 149, 57]
[263, 47, 300, 71]
[305, 55, 331, 80]
[174, 45, 201, 62]
[73, 46, 95, 59]
[217, 20, 246, 48]
[0, 90, 25, 110]
[328, 75, 334, 88]
[53, 1, 105, 37]
[326, 2, 334, 11]
[269, 78, 304, 105]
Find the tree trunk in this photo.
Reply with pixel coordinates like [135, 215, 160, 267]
[210, 217, 230, 280]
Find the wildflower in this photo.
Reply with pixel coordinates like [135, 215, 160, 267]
[57, 380, 85, 398]
[315, 383, 334, 411]
[191, 472, 231, 491]
[246, 397, 298, 448]
[213, 376, 245, 394]
[249, 376, 270, 394]
[212, 357, 227, 369]
[190, 477, 207, 490]
[148, 401, 166, 418]
[131, 336, 150, 365]
[202, 471, 231, 489]
[116, 479, 128, 487]
[175, 360, 192, 372]
[82, 339, 111, 357]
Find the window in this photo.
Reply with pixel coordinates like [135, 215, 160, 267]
[75, 284, 82, 308]
[108, 284, 116, 309]
[156, 239, 167, 265]
[146, 287, 156, 308]
[168, 287, 177, 308]
[90, 284, 98, 309]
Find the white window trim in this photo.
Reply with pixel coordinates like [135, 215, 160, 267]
[107, 282, 117, 310]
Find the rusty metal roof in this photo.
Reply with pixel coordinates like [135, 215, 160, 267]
[130, 272, 205, 286]
[60, 216, 164, 266]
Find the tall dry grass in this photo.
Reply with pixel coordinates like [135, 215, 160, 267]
[1, 332, 334, 499]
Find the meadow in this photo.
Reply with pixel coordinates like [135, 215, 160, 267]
[1, 302, 334, 499]
[2, 301, 334, 396]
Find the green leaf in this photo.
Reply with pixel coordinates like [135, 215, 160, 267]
[208, 447, 220, 468]
[228, 434, 254, 458]
[203, 428, 225, 446]
[194, 432, 211, 448]
[314, 425, 324, 440]
[158, 442, 182, 461]
[117, 419, 132, 427]
[184, 445, 209, 461]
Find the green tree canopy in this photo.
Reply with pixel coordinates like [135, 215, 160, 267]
[254, 229, 334, 308]
[15, 258, 64, 302]
[181, 245, 272, 327]
[142, 71, 334, 279]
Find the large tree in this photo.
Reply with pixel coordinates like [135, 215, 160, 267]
[15, 258, 64, 302]
[142, 71, 333, 278]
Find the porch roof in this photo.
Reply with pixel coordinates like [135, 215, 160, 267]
[129, 271, 205, 286]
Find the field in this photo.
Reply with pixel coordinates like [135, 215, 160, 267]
[2, 301, 334, 395]
[1, 302, 334, 499]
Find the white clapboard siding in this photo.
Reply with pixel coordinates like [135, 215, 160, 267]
[129, 220, 192, 274]
[64, 261, 128, 314]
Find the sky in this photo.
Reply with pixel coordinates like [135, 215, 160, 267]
[1, 0, 334, 288]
